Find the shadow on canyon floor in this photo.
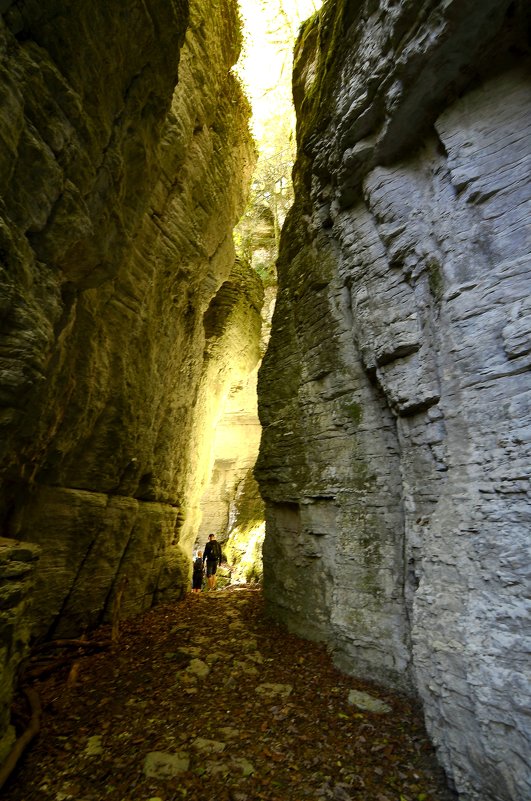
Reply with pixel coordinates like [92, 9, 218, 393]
[4, 587, 456, 801]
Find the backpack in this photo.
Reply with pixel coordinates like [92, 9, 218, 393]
[208, 541, 221, 562]
[193, 557, 203, 574]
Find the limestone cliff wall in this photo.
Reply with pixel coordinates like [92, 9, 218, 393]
[196, 283, 274, 563]
[256, 2, 530, 800]
[0, 0, 255, 644]
[189, 258, 264, 552]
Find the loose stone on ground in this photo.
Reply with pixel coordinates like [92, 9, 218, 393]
[347, 688, 392, 714]
[2, 587, 454, 801]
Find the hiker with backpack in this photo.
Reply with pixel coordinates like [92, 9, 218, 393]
[192, 550, 204, 594]
[203, 533, 222, 590]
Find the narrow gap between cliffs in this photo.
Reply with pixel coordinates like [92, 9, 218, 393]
[192, 0, 322, 587]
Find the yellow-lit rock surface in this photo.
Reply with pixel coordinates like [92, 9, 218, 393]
[0, 0, 256, 640]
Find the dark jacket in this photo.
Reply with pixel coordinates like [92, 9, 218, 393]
[193, 556, 204, 576]
[203, 540, 221, 563]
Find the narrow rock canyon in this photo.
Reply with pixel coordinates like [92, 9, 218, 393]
[0, 2, 529, 800]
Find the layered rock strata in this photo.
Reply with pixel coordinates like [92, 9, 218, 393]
[0, 538, 39, 763]
[196, 283, 275, 575]
[0, 0, 254, 642]
[256, 2, 531, 800]
[190, 258, 264, 552]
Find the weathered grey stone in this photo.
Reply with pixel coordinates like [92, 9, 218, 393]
[179, 646, 202, 658]
[347, 689, 391, 714]
[256, 3, 530, 801]
[255, 683, 293, 699]
[230, 757, 255, 777]
[218, 726, 240, 739]
[185, 658, 210, 680]
[233, 659, 259, 676]
[191, 737, 226, 753]
[205, 651, 223, 665]
[143, 751, 190, 778]
[84, 735, 104, 757]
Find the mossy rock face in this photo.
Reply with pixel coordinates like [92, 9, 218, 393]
[232, 471, 265, 534]
[0, 537, 39, 761]
[0, 0, 257, 768]
[217, 472, 265, 586]
[0, 0, 256, 722]
[293, 0, 355, 155]
[223, 522, 265, 585]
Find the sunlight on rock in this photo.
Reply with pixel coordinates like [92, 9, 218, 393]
[195, 2, 323, 586]
[224, 521, 265, 584]
[237, 0, 323, 146]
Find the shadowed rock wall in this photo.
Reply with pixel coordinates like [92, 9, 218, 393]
[0, 0, 255, 640]
[0, 538, 39, 762]
[256, 2, 530, 800]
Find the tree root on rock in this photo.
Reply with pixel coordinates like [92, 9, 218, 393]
[21, 638, 112, 683]
[31, 638, 113, 654]
[0, 688, 41, 791]
[1, 637, 113, 788]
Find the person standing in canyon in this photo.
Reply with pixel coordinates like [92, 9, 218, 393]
[203, 533, 222, 590]
[191, 550, 204, 594]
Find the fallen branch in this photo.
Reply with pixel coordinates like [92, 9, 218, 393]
[19, 638, 112, 684]
[22, 656, 74, 682]
[66, 660, 80, 688]
[0, 687, 41, 790]
[31, 638, 112, 654]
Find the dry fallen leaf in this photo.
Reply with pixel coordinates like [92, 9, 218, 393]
[5, 588, 453, 801]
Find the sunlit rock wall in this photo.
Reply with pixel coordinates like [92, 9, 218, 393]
[188, 258, 264, 553]
[256, 2, 530, 800]
[196, 283, 274, 569]
[196, 366, 263, 550]
[0, 0, 254, 642]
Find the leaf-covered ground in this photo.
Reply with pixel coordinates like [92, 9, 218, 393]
[4, 586, 456, 801]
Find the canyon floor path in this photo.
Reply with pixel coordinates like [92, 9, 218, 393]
[4, 586, 455, 801]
